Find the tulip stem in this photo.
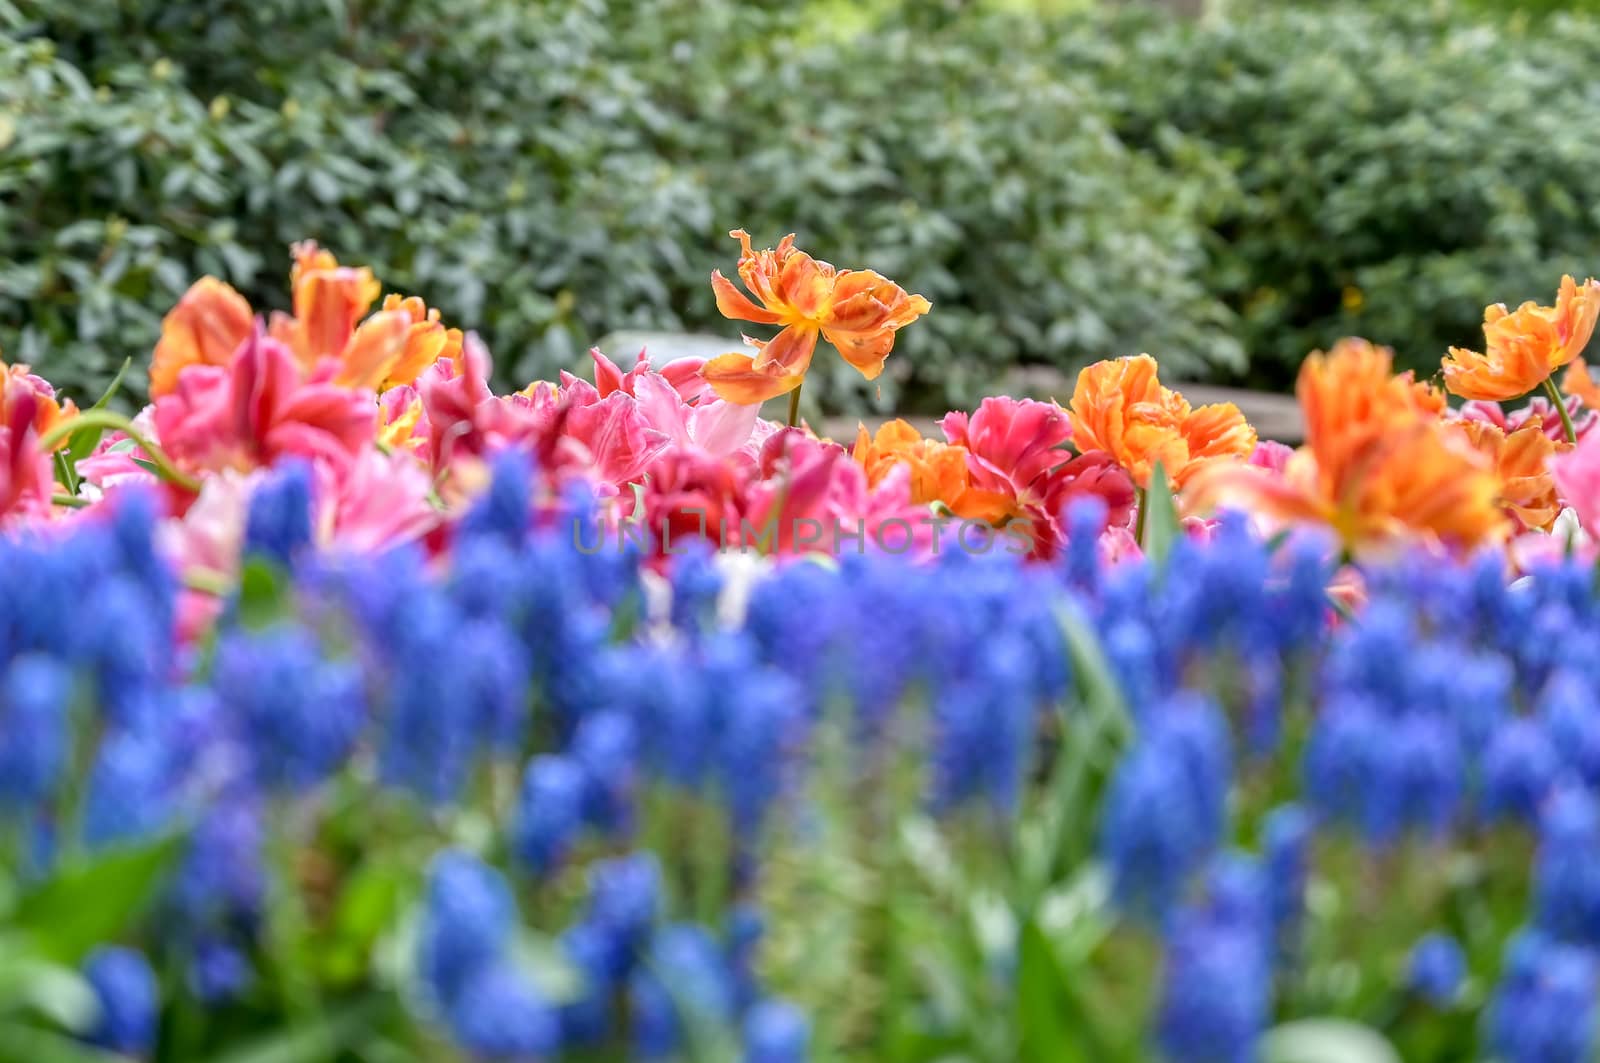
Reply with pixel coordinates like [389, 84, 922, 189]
[1544, 378, 1579, 446]
[1134, 487, 1148, 545]
[36, 409, 202, 493]
[787, 380, 804, 429]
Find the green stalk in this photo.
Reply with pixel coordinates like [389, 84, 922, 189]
[786, 379, 804, 429]
[1544, 377, 1579, 446]
[37, 409, 202, 493]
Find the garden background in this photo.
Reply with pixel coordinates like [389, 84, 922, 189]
[5, 0, 1600, 412]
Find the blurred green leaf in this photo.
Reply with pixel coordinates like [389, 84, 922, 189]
[1139, 462, 1181, 567]
[13, 834, 182, 965]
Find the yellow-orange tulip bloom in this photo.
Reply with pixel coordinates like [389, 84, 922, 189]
[1065, 354, 1256, 490]
[1187, 339, 1505, 554]
[1452, 419, 1564, 533]
[1442, 275, 1600, 401]
[702, 230, 931, 405]
[375, 294, 464, 390]
[149, 277, 254, 397]
[852, 420, 1011, 524]
[1563, 358, 1600, 412]
[282, 240, 383, 368]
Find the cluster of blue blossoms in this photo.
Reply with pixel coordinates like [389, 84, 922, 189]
[4, 451, 1600, 1060]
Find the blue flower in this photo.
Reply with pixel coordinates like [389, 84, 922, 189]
[742, 999, 810, 1063]
[83, 946, 158, 1055]
[243, 459, 313, 566]
[173, 799, 265, 923]
[629, 924, 736, 1060]
[1408, 933, 1465, 1006]
[446, 962, 560, 1060]
[512, 755, 586, 875]
[1305, 695, 1382, 831]
[719, 671, 804, 836]
[572, 710, 638, 834]
[1481, 718, 1558, 824]
[931, 634, 1038, 815]
[1155, 904, 1269, 1063]
[1488, 930, 1597, 1063]
[188, 940, 253, 1004]
[419, 851, 517, 1007]
[1542, 671, 1600, 787]
[558, 920, 613, 1046]
[1261, 804, 1311, 949]
[213, 626, 365, 790]
[1534, 788, 1600, 946]
[0, 655, 71, 809]
[82, 728, 175, 848]
[582, 854, 661, 982]
[458, 448, 532, 548]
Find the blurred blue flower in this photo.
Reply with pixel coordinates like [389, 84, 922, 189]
[512, 755, 585, 875]
[1481, 718, 1558, 824]
[447, 962, 559, 1060]
[1488, 930, 1597, 1063]
[83, 946, 158, 1055]
[213, 627, 365, 790]
[0, 655, 71, 809]
[1408, 933, 1465, 1006]
[419, 851, 517, 1008]
[243, 459, 313, 566]
[742, 999, 810, 1063]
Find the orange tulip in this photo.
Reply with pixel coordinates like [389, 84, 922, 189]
[1186, 339, 1505, 554]
[702, 230, 931, 405]
[852, 419, 1011, 524]
[1442, 275, 1600, 401]
[149, 277, 254, 397]
[376, 294, 464, 390]
[1452, 419, 1564, 532]
[284, 240, 382, 368]
[0, 361, 77, 452]
[1065, 354, 1255, 490]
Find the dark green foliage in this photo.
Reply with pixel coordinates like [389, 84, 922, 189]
[7, 0, 1600, 407]
[1080, 1, 1600, 384]
[0, 0, 1233, 411]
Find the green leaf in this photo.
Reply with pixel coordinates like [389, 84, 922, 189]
[0, 954, 98, 1032]
[0, 1023, 118, 1063]
[237, 558, 291, 629]
[64, 357, 133, 468]
[1262, 1019, 1403, 1063]
[1015, 918, 1072, 1063]
[202, 995, 389, 1063]
[12, 835, 184, 965]
[1138, 461, 1181, 567]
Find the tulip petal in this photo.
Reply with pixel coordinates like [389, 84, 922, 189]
[701, 353, 804, 406]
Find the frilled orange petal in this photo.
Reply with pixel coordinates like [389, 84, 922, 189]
[150, 277, 254, 397]
[1564, 359, 1600, 411]
[1176, 402, 1257, 486]
[334, 310, 413, 390]
[1455, 419, 1563, 532]
[829, 329, 896, 380]
[1441, 343, 1546, 402]
[290, 243, 382, 366]
[775, 251, 834, 319]
[701, 353, 805, 405]
[712, 269, 784, 325]
[1067, 354, 1193, 489]
[749, 323, 820, 376]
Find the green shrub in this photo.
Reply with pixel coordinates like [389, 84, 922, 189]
[1, 0, 1236, 412]
[1078, 1, 1600, 386]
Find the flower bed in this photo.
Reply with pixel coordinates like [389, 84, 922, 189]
[1, 233, 1600, 1059]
